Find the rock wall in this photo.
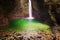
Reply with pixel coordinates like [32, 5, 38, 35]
[0, 0, 60, 27]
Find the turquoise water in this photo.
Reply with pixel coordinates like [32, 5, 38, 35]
[3, 19, 51, 32]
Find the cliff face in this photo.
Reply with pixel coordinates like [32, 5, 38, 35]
[0, 0, 37, 27]
[0, 0, 60, 27]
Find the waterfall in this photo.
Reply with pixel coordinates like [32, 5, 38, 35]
[29, 0, 32, 18]
[26, 0, 34, 19]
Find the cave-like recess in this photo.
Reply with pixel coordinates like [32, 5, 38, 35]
[0, 0, 60, 32]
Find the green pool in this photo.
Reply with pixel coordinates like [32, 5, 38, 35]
[3, 19, 51, 32]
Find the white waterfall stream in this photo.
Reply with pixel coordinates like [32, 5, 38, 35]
[26, 0, 34, 19]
